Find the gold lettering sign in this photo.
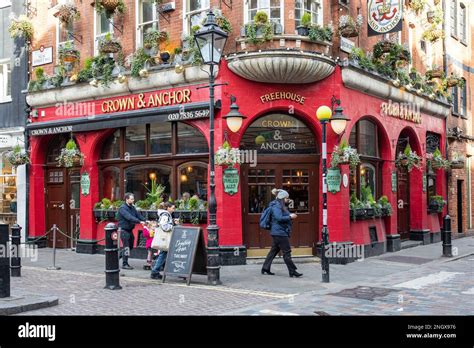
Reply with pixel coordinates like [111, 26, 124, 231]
[260, 92, 306, 105]
[101, 89, 191, 113]
[380, 100, 421, 124]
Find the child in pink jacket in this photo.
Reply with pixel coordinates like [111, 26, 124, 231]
[142, 221, 157, 269]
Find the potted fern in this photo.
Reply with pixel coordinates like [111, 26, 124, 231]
[56, 139, 84, 168]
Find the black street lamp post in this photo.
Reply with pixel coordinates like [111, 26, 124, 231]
[194, 11, 228, 286]
[316, 98, 349, 283]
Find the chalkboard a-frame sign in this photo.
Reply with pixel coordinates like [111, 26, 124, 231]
[162, 226, 207, 286]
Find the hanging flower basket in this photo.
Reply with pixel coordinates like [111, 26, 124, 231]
[450, 160, 465, 169]
[215, 141, 241, 167]
[426, 68, 444, 79]
[98, 0, 119, 11]
[54, 4, 80, 25]
[428, 195, 446, 213]
[59, 43, 80, 63]
[56, 139, 84, 168]
[428, 148, 450, 170]
[5, 145, 30, 167]
[338, 15, 363, 38]
[330, 138, 360, 169]
[395, 144, 421, 172]
[98, 34, 122, 54]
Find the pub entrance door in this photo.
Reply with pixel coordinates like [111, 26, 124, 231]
[240, 113, 319, 257]
[44, 136, 82, 248]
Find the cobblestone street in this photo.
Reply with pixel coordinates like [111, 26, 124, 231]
[8, 236, 474, 315]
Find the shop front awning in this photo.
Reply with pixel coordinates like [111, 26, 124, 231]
[27, 101, 211, 136]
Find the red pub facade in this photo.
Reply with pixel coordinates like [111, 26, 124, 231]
[26, 59, 451, 264]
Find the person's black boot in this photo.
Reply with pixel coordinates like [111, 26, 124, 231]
[150, 272, 162, 280]
[289, 271, 303, 278]
[261, 269, 275, 275]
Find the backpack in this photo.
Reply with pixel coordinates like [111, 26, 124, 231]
[259, 205, 272, 230]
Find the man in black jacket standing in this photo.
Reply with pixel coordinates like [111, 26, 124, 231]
[118, 193, 147, 269]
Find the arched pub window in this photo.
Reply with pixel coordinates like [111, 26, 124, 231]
[98, 122, 208, 203]
[349, 119, 382, 199]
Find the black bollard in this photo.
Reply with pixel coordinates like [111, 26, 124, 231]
[0, 224, 10, 297]
[104, 223, 122, 290]
[442, 215, 452, 257]
[10, 224, 21, 277]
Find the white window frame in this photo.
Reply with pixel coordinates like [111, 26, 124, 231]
[0, 0, 11, 9]
[459, 3, 467, 44]
[135, 0, 160, 49]
[94, 11, 114, 55]
[294, 0, 323, 28]
[55, 19, 74, 64]
[0, 59, 11, 103]
[182, 0, 210, 36]
[244, 0, 285, 29]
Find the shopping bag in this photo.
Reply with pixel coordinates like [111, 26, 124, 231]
[150, 226, 172, 251]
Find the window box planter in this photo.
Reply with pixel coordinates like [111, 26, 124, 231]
[354, 208, 366, 219]
[93, 209, 103, 221]
[147, 211, 158, 220]
[426, 69, 444, 79]
[381, 207, 390, 217]
[365, 208, 375, 218]
[428, 202, 440, 214]
[106, 210, 117, 219]
[450, 160, 465, 169]
[173, 210, 207, 224]
[296, 26, 309, 36]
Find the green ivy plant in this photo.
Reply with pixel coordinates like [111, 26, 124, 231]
[130, 48, 152, 78]
[308, 24, 333, 42]
[143, 28, 169, 50]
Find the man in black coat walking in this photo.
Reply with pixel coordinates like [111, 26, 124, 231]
[117, 193, 147, 269]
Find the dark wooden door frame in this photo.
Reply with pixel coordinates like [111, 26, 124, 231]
[397, 167, 410, 240]
[242, 155, 319, 252]
[457, 180, 464, 233]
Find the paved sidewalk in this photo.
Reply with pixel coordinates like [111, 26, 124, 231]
[8, 236, 474, 315]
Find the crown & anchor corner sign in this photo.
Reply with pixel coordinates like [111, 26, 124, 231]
[368, 0, 403, 37]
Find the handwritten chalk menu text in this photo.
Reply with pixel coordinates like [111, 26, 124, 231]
[162, 226, 207, 285]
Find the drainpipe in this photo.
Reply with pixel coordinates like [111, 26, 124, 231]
[442, 0, 449, 214]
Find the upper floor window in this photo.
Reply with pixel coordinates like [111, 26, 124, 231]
[450, 0, 458, 38]
[94, 11, 113, 55]
[0, 59, 11, 102]
[460, 3, 467, 43]
[137, 0, 159, 48]
[246, 0, 283, 24]
[184, 0, 210, 34]
[452, 85, 459, 115]
[295, 0, 322, 27]
[460, 81, 467, 117]
[56, 20, 74, 62]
